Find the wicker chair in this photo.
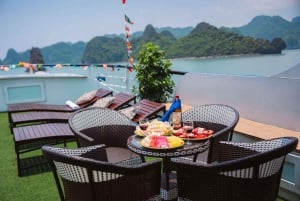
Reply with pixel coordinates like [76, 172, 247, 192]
[181, 104, 239, 163]
[68, 107, 142, 164]
[42, 145, 162, 201]
[172, 137, 298, 201]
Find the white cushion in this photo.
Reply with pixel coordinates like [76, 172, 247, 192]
[91, 96, 116, 108]
[119, 106, 138, 119]
[75, 90, 97, 105]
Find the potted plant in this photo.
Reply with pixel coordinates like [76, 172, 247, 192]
[132, 42, 175, 103]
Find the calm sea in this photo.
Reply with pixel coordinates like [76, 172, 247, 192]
[171, 49, 300, 76]
[1, 49, 299, 93]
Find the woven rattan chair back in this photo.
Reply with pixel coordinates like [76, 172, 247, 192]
[172, 137, 298, 201]
[69, 107, 136, 147]
[68, 107, 143, 165]
[182, 104, 239, 163]
[69, 107, 136, 133]
[42, 145, 162, 201]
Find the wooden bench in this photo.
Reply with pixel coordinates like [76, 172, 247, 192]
[132, 99, 166, 122]
[9, 92, 135, 133]
[13, 123, 74, 176]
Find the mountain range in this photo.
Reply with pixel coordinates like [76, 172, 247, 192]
[1, 15, 299, 65]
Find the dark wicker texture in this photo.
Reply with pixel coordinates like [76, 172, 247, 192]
[127, 135, 210, 201]
[42, 145, 162, 201]
[172, 137, 298, 201]
[69, 107, 142, 164]
[181, 104, 239, 163]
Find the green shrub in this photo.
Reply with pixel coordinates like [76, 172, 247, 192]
[132, 42, 175, 103]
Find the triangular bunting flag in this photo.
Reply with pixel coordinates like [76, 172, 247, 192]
[125, 15, 134, 24]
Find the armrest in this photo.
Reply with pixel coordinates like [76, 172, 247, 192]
[217, 141, 258, 162]
[75, 132, 95, 147]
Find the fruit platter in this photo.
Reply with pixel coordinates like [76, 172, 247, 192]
[141, 135, 184, 149]
[134, 119, 173, 137]
[172, 127, 214, 140]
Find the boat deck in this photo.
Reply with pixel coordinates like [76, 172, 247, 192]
[166, 103, 300, 152]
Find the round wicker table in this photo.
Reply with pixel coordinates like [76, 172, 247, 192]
[127, 135, 210, 201]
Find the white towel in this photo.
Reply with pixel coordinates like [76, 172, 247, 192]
[65, 100, 80, 109]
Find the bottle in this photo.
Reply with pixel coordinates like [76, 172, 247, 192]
[172, 96, 182, 130]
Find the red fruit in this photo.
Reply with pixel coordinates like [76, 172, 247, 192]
[149, 136, 157, 147]
[195, 134, 207, 139]
[180, 133, 188, 138]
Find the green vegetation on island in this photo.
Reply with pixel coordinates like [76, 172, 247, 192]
[1, 15, 299, 64]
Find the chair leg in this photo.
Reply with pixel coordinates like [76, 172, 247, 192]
[15, 144, 22, 176]
[228, 130, 234, 141]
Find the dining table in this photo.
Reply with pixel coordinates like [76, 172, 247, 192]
[127, 134, 210, 201]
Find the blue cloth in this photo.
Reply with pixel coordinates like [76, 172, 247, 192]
[97, 76, 106, 82]
[161, 99, 181, 121]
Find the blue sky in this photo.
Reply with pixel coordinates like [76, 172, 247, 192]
[0, 0, 299, 60]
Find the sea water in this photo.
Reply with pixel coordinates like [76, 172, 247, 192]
[171, 49, 300, 76]
[1, 49, 299, 93]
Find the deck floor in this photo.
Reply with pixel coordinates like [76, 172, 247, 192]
[165, 103, 300, 152]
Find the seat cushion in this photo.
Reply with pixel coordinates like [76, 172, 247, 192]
[105, 147, 140, 163]
[119, 106, 137, 120]
[75, 90, 97, 105]
[91, 96, 116, 108]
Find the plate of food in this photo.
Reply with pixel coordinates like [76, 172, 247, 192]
[140, 135, 184, 149]
[172, 127, 214, 141]
[134, 127, 148, 137]
[134, 119, 173, 137]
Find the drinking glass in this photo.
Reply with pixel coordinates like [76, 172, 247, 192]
[183, 120, 194, 145]
[139, 118, 149, 131]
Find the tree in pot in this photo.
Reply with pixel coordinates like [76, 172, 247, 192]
[132, 42, 175, 103]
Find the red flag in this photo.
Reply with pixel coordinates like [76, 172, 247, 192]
[127, 66, 133, 72]
[125, 25, 130, 31]
[122, 0, 126, 4]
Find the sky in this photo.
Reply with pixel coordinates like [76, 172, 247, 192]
[0, 0, 299, 60]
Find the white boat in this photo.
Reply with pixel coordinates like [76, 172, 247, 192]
[0, 63, 299, 200]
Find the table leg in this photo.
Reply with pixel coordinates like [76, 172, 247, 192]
[163, 158, 170, 190]
[161, 172, 178, 201]
[140, 154, 146, 162]
[161, 158, 178, 200]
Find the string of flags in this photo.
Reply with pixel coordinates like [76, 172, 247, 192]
[123, 0, 134, 72]
[0, 62, 131, 72]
